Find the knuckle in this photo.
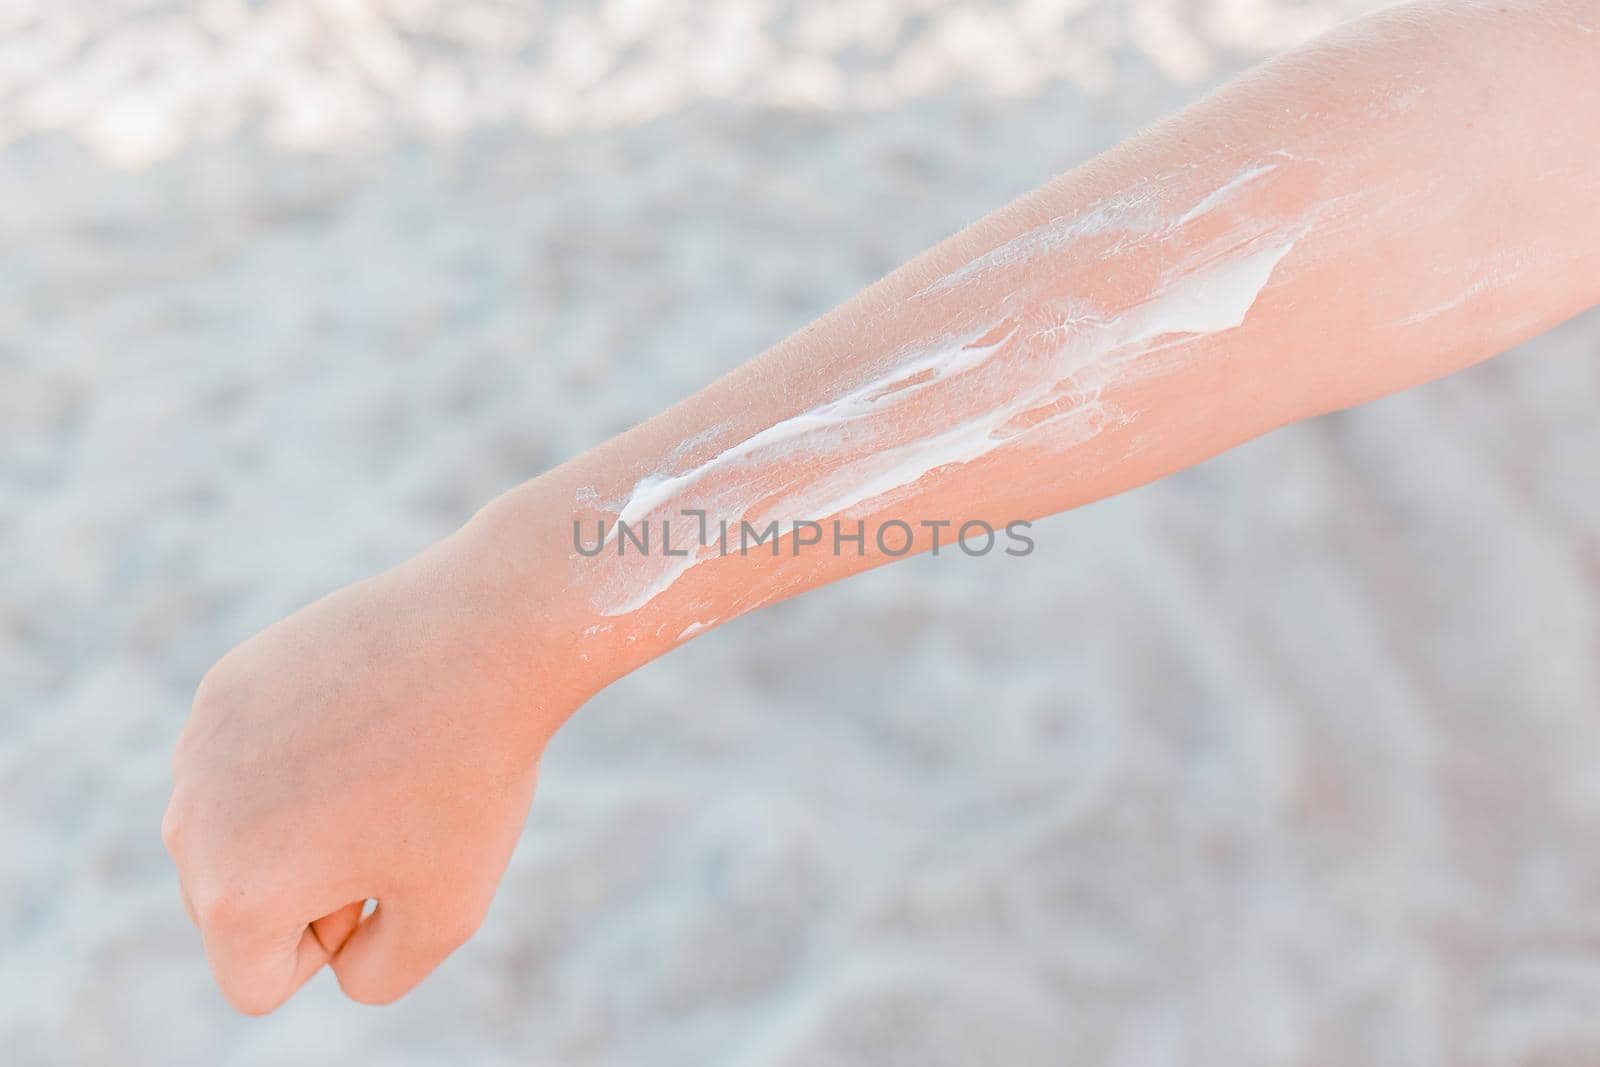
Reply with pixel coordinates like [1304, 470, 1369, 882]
[196, 894, 231, 929]
[159, 804, 182, 853]
[194, 884, 253, 931]
[191, 661, 230, 712]
[182, 662, 236, 738]
[169, 731, 192, 779]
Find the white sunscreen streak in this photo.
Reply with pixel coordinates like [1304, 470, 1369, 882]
[1396, 263, 1521, 327]
[764, 240, 1296, 529]
[609, 329, 1014, 535]
[921, 161, 1281, 300]
[1175, 162, 1279, 226]
[594, 162, 1303, 616]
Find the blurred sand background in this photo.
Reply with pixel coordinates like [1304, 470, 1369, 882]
[6, 1, 1600, 1063]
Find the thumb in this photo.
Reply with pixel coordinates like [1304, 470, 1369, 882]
[311, 901, 366, 955]
[330, 898, 479, 1006]
[200, 899, 365, 1015]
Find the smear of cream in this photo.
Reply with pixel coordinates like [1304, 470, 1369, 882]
[920, 158, 1285, 300]
[1396, 262, 1522, 327]
[608, 327, 1017, 536]
[1174, 161, 1279, 226]
[591, 160, 1308, 616]
[762, 239, 1297, 527]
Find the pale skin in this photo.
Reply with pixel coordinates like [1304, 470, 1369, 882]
[164, 0, 1600, 1014]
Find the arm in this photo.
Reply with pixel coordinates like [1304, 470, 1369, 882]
[165, 0, 1600, 1013]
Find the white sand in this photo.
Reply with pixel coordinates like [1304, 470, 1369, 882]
[6, 1, 1600, 1063]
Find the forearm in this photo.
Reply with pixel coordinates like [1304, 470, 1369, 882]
[471, 0, 1599, 709]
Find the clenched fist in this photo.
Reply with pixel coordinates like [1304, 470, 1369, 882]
[163, 518, 584, 1013]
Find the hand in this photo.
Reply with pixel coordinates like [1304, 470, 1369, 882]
[163, 524, 572, 1013]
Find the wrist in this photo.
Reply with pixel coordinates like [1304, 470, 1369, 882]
[447, 473, 660, 718]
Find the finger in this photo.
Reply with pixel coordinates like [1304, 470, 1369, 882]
[177, 879, 199, 928]
[199, 897, 351, 1016]
[162, 803, 199, 929]
[329, 899, 477, 1006]
[311, 901, 366, 955]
